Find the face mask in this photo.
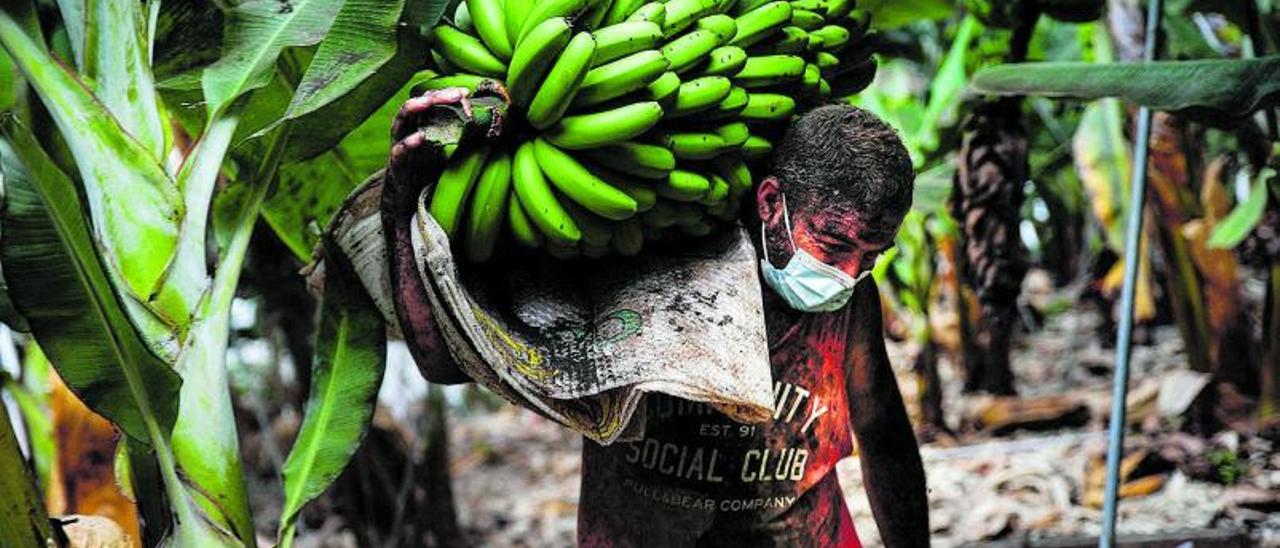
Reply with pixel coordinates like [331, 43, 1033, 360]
[760, 193, 870, 312]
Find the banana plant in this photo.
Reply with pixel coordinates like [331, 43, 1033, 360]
[0, 0, 449, 545]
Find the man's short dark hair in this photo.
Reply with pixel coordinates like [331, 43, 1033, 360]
[770, 104, 914, 243]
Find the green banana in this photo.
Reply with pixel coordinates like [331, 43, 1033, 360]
[545, 101, 664, 149]
[714, 121, 750, 147]
[583, 241, 612, 258]
[806, 32, 825, 51]
[731, 1, 792, 47]
[432, 25, 507, 78]
[844, 9, 871, 38]
[583, 0, 612, 29]
[659, 132, 734, 160]
[733, 54, 805, 87]
[513, 140, 582, 246]
[710, 154, 753, 197]
[825, 0, 853, 19]
[626, 2, 667, 25]
[749, 26, 807, 54]
[508, 192, 544, 249]
[411, 74, 490, 96]
[695, 14, 739, 43]
[800, 62, 821, 94]
[662, 0, 721, 37]
[657, 169, 712, 201]
[546, 243, 583, 260]
[591, 21, 664, 66]
[701, 45, 747, 76]
[741, 135, 773, 160]
[679, 219, 715, 236]
[611, 219, 645, 256]
[505, 0, 533, 45]
[604, 0, 648, 25]
[643, 70, 683, 106]
[465, 148, 514, 262]
[527, 31, 596, 129]
[431, 50, 459, 74]
[673, 202, 706, 226]
[699, 172, 731, 206]
[642, 200, 679, 227]
[665, 75, 733, 118]
[467, 0, 513, 60]
[520, 0, 599, 42]
[790, 9, 825, 30]
[811, 24, 850, 50]
[429, 143, 492, 238]
[818, 75, 831, 99]
[661, 29, 724, 73]
[732, 0, 774, 16]
[506, 17, 573, 106]
[841, 30, 879, 65]
[533, 138, 639, 220]
[829, 57, 876, 97]
[561, 200, 615, 246]
[790, 0, 826, 10]
[574, 50, 669, 107]
[594, 167, 659, 211]
[815, 51, 839, 76]
[705, 86, 749, 119]
[581, 141, 676, 179]
[739, 93, 795, 121]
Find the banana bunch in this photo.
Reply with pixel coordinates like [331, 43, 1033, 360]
[423, 0, 878, 261]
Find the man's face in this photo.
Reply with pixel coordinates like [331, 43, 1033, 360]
[758, 178, 901, 280]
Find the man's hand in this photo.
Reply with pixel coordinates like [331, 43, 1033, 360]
[387, 87, 473, 206]
[381, 87, 482, 385]
[845, 280, 930, 546]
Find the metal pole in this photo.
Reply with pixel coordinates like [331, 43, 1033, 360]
[1100, 0, 1164, 546]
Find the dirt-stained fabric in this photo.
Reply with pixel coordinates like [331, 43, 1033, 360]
[321, 175, 776, 445]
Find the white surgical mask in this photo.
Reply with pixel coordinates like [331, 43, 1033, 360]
[760, 193, 869, 312]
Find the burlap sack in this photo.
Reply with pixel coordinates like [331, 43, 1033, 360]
[323, 174, 774, 444]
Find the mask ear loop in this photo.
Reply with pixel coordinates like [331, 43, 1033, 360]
[761, 190, 798, 265]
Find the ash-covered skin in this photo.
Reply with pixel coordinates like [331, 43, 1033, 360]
[578, 105, 929, 548]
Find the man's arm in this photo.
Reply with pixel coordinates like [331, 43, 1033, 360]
[382, 89, 473, 384]
[845, 280, 929, 546]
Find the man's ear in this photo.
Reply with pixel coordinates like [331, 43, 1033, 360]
[756, 176, 783, 225]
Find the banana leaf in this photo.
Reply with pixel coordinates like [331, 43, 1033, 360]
[282, 0, 406, 127]
[77, 0, 167, 159]
[971, 56, 1280, 125]
[859, 0, 952, 29]
[264, 73, 422, 260]
[1208, 168, 1275, 249]
[0, 120, 181, 446]
[201, 0, 345, 119]
[278, 237, 387, 546]
[281, 0, 428, 162]
[0, 11, 189, 329]
[0, 403, 51, 548]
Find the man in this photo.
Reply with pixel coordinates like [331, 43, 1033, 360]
[385, 89, 929, 547]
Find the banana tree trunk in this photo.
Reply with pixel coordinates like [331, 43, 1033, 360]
[951, 97, 1030, 395]
[418, 385, 463, 548]
[1263, 263, 1280, 418]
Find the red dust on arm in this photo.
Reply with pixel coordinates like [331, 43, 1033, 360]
[844, 280, 930, 547]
